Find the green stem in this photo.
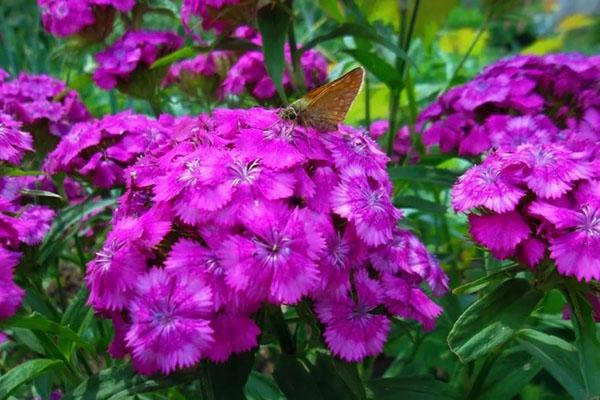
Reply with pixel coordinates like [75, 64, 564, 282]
[267, 304, 296, 355]
[386, 90, 400, 155]
[200, 361, 215, 400]
[287, 22, 306, 93]
[365, 74, 371, 127]
[148, 96, 162, 117]
[465, 350, 500, 400]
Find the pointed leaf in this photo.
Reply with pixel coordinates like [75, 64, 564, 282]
[369, 375, 458, 400]
[448, 278, 543, 362]
[0, 359, 64, 400]
[273, 355, 323, 400]
[517, 329, 587, 400]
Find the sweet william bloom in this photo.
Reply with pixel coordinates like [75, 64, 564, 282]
[16, 205, 55, 245]
[331, 166, 400, 246]
[468, 211, 531, 259]
[220, 201, 323, 304]
[528, 186, 600, 281]
[206, 313, 260, 362]
[181, 0, 254, 34]
[315, 270, 391, 362]
[0, 261, 24, 319]
[0, 112, 33, 164]
[38, 0, 95, 37]
[93, 31, 183, 90]
[126, 268, 214, 375]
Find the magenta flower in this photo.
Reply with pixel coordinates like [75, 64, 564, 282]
[164, 51, 230, 88]
[331, 166, 400, 246]
[0, 73, 89, 136]
[0, 261, 24, 319]
[0, 112, 33, 165]
[93, 31, 183, 90]
[315, 270, 391, 362]
[126, 268, 214, 375]
[220, 202, 323, 304]
[206, 314, 260, 362]
[16, 205, 55, 245]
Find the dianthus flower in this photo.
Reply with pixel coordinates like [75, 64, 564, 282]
[93, 31, 183, 91]
[0, 112, 33, 165]
[0, 73, 89, 136]
[88, 107, 448, 373]
[45, 111, 172, 188]
[163, 51, 231, 98]
[452, 141, 600, 281]
[38, 0, 135, 38]
[418, 53, 600, 156]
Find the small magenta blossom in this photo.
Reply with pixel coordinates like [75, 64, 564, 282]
[181, 0, 255, 35]
[38, 0, 135, 38]
[93, 31, 183, 90]
[88, 107, 447, 372]
[0, 112, 33, 165]
[45, 111, 173, 188]
[0, 72, 89, 136]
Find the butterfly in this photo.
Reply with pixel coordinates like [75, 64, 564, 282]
[278, 66, 365, 132]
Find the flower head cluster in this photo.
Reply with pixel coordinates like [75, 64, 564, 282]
[87, 107, 448, 373]
[220, 29, 328, 100]
[181, 0, 257, 34]
[0, 72, 90, 136]
[38, 0, 135, 38]
[0, 112, 33, 165]
[163, 51, 231, 91]
[418, 54, 600, 156]
[93, 31, 183, 90]
[45, 111, 173, 188]
[452, 141, 600, 281]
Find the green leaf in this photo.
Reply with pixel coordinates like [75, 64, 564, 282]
[308, 352, 366, 400]
[60, 287, 91, 333]
[393, 195, 448, 215]
[273, 354, 323, 400]
[150, 46, 199, 69]
[20, 188, 63, 200]
[64, 363, 197, 400]
[517, 329, 587, 400]
[257, 3, 291, 103]
[201, 351, 256, 400]
[319, 0, 344, 22]
[303, 23, 414, 68]
[447, 278, 543, 362]
[452, 265, 521, 295]
[344, 49, 402, 86]
[477, 351, 542, 400]
[1, 312, 93, 354]
[388, 165, 460, 187]
[38, 196, 116, 265]
[560, 287, 600, 397]
[369, 375, 458, 400]
[0, 167, 43, 176]
[245, 371, 285, 400]
[0, 359, 64, 400]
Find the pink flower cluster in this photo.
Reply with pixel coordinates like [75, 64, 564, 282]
[163, 51, 230, 88]
[447, 54, 600, 282]
[45, 111, 173, 189]
[38, 0, 135, 38]
[418, 53, 600, 156]
[0, 72, 89, 137]
[93, 31, 183, 90]
[452, 142, 600, 281]
[87, 107, 448, 374]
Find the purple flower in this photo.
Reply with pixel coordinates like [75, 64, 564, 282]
[331, 166, 400, 246]
[0, 112, 33, 164]
[181, 0, 252, 34]
[163, 51, 229, 88]
[315, 270, 391, 362]
[126, 268, 214, 375]
[0, 254, 24, 319]
[93, 31, 183, 90]
[16, 205, 55, 245]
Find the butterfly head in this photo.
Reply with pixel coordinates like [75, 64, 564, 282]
[278, 105, 298, 122]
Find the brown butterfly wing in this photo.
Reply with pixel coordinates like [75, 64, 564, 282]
[298, 67, 364, 131]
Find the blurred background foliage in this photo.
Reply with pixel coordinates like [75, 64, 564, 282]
[1, 0, 600, 399]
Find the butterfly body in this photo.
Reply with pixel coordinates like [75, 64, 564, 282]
[279, 67, 364, 132]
